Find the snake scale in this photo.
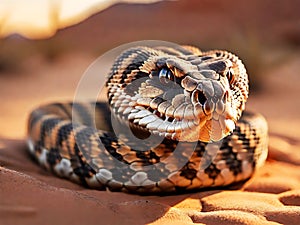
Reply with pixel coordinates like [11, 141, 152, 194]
[27, 45, 268, 194]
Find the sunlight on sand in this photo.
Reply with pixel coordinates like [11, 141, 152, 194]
[0, 0, 166, 39]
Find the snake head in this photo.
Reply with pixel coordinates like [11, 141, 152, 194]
[107, 46, 249, 143]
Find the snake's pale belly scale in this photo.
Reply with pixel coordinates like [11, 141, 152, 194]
[27, 45, 268, 194]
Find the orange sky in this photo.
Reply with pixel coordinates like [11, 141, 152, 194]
[0, 0, 165, 39]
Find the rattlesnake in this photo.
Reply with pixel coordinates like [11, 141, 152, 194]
[27, 45, 268, 194]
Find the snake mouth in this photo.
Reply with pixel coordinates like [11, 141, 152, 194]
[126, 107, 177, 141]
[123, 99, 236, 143]
[126, 106, 178, 136]
[147, 107, 176, 123]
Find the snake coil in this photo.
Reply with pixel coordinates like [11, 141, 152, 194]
[27, 45, 268, 194]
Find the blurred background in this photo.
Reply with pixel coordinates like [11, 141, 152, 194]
[0, 0, 299, 139]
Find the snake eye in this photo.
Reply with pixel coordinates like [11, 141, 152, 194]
[159, 68, 175, 84]
[226, 68, 235, 85]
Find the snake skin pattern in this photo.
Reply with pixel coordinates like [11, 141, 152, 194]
[27, 45, 268, 194]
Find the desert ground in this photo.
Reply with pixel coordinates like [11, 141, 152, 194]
[0, 0, 300, 224]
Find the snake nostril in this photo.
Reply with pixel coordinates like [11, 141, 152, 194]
[223, 91, 229, 102]
[197, 91, 207, 105]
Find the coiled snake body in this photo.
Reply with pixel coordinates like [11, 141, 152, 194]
[27, 45, 268, 194]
